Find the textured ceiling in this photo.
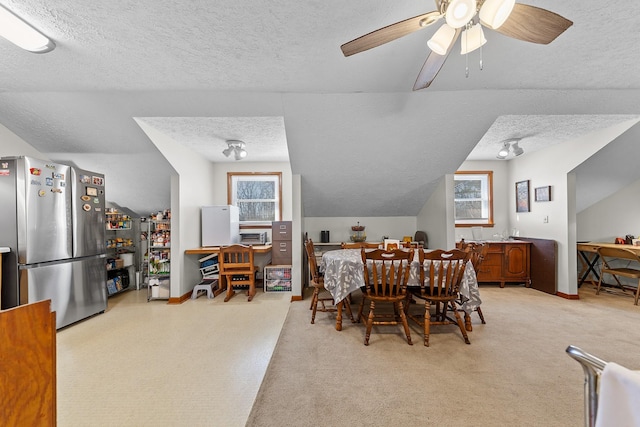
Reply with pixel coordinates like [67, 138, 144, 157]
[0, 0, 638, 216]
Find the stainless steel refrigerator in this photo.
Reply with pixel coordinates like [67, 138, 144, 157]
[0, 156, 107, 329]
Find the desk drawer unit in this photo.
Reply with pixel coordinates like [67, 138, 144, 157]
[272, 221, 292, 241]
[271, 221, 292, 264]
[272, 241, 292, 265]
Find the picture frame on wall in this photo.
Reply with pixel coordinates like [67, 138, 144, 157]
[535, 186, 551, 202]
[516, 180, 530, 213]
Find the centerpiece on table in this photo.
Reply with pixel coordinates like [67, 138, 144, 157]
[350, 222, 366, 242]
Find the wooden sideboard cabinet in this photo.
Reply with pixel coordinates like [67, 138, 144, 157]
[472, 241, 531, 287]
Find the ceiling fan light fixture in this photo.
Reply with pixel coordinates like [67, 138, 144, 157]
[445, 0, 477, 29]
[479, 0, 515, 29]
[460, 23, 486, 54]
[0, 4, 55, 53]
[427, 24, 456, 55]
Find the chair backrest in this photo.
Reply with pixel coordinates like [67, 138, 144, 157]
[461, 242, 489, 271]
[219, 244, 255, 275]
[414, 231, 428, 249]
[341, 242, 380, 249]
[305, 239, 321, 283]
[361, 248, 414, 297]
[422, 249, 470, 299]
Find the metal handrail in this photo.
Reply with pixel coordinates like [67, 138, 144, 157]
[566, 345, 608, 427]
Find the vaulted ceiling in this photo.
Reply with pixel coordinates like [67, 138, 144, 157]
[0, 0, 638, 216]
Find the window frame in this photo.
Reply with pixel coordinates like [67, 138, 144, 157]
[227, 172, 282, 229]
[454, 170, 494, 228]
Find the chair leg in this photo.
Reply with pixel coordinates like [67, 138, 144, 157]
[364, 300, 375, 346]
[247, 281, 255, 302]
[397, 301, 413, 345]
[635, 279, 640, 306]
[596, 272, 604, 295]
[424, 301, 431, 347]
[343, 298, 356, 323]
[224, 277, 236, 302]
[310, 289, 319, 324]
[476, 307, 486, 324]
[464, 312, 473, 332]
[452, 303, 471, 345]
[357, 293, 366, 323]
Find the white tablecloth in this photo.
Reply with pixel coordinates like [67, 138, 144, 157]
[321, 249, 481, 313]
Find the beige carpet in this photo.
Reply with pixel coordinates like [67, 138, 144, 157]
[246, 284, 640, 427]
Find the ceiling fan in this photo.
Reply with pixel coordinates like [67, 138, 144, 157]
[340, 0, 573, 90]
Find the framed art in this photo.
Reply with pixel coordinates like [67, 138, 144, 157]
[516, 180, 530, 213]
[535, 186, 551, 202]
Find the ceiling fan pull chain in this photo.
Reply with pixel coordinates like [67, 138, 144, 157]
[465, 23, 470, 78]
[479, 43, 483, 71]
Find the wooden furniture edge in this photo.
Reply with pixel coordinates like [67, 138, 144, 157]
[556, 292, 580, 300]
[185, 245, 272, 255]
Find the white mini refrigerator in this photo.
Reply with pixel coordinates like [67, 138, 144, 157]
[201, 205, 240, 246]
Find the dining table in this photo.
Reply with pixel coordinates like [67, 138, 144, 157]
[321, 248, 482, 331]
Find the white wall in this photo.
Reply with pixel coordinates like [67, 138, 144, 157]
[504, 118, 640, 296]
[291, 174, 303, 298]
[416, 176, 451, 249]
[577, 177, 640, 242]
[0, 124, 48, 159]
[304, 216, 416, 245]
[136, 120, 217, 299]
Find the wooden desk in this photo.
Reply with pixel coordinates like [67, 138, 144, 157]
[576, 242, 640, 287]
[185, 245, 272, 297]
[185, 245, 272, 255]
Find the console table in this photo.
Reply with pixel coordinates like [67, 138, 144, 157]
[467, 241, 531, 287]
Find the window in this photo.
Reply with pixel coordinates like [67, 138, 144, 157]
[227, 172, 282, 227]
[454, 171, 494, 227]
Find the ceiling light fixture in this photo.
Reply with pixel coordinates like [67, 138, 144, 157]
[0, 4, 55, 53]
[445, 0, 477, 28]
[496, 142, 510, 159]
[460, 23, 486, 55]
[223, 140, 248, 161]
[427, 24, 457, 55]
[511, 141, 524, 156]
[496, 140, 525, 159]
[428, 0, 516, 74]
[479, 0, 516, 29]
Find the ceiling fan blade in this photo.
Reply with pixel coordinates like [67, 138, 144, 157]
[413, 28, 461, 91]
[495, 3, 573, 45]
[341, 11, 441, 57]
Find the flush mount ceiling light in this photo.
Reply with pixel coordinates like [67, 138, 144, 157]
[0, 4, 55, 53]
[496, 140, 524, 159]
[223, 140, 248, 161]
[341, 0, 572, 90]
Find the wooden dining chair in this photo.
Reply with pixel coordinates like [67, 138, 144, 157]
[305, 239, 355, 324]
[358, 248, 414, 346]
[406, 249, 471, 347]
[219, 244, 258, 302]
[460, 241, 489, 325]
[596, 247, 640, 305]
